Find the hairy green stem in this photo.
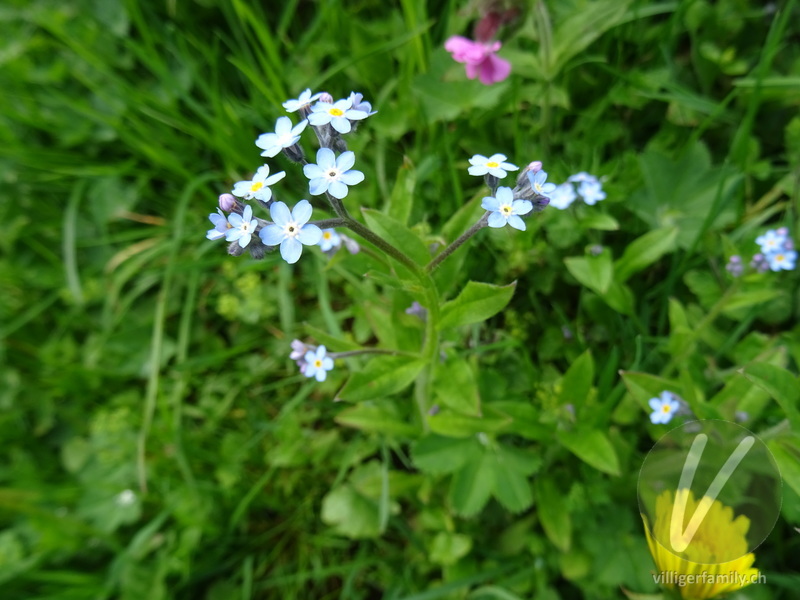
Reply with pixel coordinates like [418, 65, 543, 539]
[426, 213, 489, 273]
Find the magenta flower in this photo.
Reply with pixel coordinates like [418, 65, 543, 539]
[444, 35, 511, 85]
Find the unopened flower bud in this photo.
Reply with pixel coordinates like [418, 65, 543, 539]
[319, 92, 334, 104]
[777, 227, 789, 236]
[228, 241, 246, 257]
[527, 161, 543, 173]
[282, 143, 306, 164]
[218, 193, 236, 212]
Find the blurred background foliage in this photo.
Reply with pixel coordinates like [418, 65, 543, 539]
[1, 0, 800, 598]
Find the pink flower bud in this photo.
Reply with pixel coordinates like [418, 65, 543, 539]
[526, 161, 543, 173]
[319, 92, 334, 104]
[218, 193, 236, 212]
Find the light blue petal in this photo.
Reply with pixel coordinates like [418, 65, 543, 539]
[308, 112, 330, 126]
[345, 109, 368, 121]
[328, 181, 348, 199]
[321, 357, 333, 370]
[468, 165, 488, 176]
[316, 148, 335, 170]
[309, 178, 329, 195]
[275, 116, 291, 134]
[264, 171, 286, 186]
[315, 368, 327, 382]
[495, 187, 514, 203]
[339, 170, 364, 185]
[254, 187, 273, 203]
[242, 205, 253, 221]
[489, 167, 508, 178]
[259, 224, 284, 246]
[304, 164, 324, 179]
[330, 116, 351, 134]
[292, 199, 313, 224]
[297, 223, 322, 245]
[207, 229, 225, 240]
[481, 196, 500, 211]
[255, 133, 278, 149]
[512, 200, 533, 215]
[469, 154, 488, 165]
[228, 213, 243, 227]
[648, 397, 662, 411]
[225, 229, 241, 241]
[337, 151, 356, 171]
[270, 201, 291, 226]
[487, 212, 507, 228]
[231, 182, 249, 197]
[304, 349, 316, 363]
[291, 120, 309, 135]
[541, 183, 557, 194]
[281, 237, 303, 264]
[238, 233, 252, 248]
[317, 345, 327, 357]
[508, 215, 526, 231]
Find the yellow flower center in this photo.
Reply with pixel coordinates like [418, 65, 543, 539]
[775, 254, 784, 261]
[323, 232, 332, 240]
[662, 404, 671, 413]
[329, 108, 344, 117]
[314, 359, 323, 368]
[250, 181, 264, 192]
[501, 204, 512, 215]
[486, 161, 499, 168]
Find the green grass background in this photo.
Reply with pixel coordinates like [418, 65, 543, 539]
[2, 0, 800, 598]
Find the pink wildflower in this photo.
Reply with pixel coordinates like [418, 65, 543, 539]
[444, 35, 511, 85]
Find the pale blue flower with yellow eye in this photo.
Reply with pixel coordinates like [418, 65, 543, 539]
[318, 229, 341, 252]
[283, 88, 322, 113]
[259, 200, 322, 264]
[303, 148, 365, 199]
[206, 209, 231, 240]
[232, 165, 286, 202]
[578, 179, 607, 205]
[481, 186, 532, 231]
[468, 153, 518, 178]
[767, 249, 797, 271]
[347, 92, 377, 117]
[527, 170, 557, 197]
[226, 205, 258, 248]
[649, 391, 679, 424]
[756, 229, 787, 254]
[303, 345, 334, 382]
[308, 98, 367, 134]
[548, 183, 577, 210]
[256, 117, 308, 158]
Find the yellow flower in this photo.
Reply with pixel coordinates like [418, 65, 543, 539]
[643, 489, 761, 599]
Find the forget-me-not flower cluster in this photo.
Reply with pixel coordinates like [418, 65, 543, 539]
[546, 172, 607, 210]
[755, 228, 796, 272]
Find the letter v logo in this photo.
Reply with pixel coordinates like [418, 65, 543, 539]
[669, 433, 755, 552]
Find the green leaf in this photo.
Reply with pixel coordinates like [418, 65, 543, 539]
[578, 212, 619, 231]
[741, 363, 800, 427]
[387, 156, 416, 226]
[601, 281, 635, 316]
[492, 463, 533, 513]
[337, 356, 426, 402]
[429, 532, 473, 566]
[557, 428, 620, 476]
[614, 228, 678, 283]
[428, 406, 512, 438]
[535, 478, 572, 552]
[439, 281, 516, 330]
[335, 402, 420, 437]
[564, 250, 613, 294]
[491, 402, 550, 440]
[411, 435, 481, 474]
[448, 452, 495, 517]
[767, 439, 800, 498]
[620, 371, 678, 412]
[557, 350, 594, 408]
[362, 208, 430, 265]
[321, 485, 382, 539]
[433, 355, 481, 416]
[302, 323, 363, 351]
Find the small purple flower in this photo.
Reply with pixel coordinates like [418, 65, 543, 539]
[259, 200, 322, 264]
[290, 339, 311, 374]
[726, 255, 743, 277]
[405, 301, 427, 321]
[751, 253, 770, 273]
[481, 186, 532, 230]
[303, 148, 365, 199]
[308, 98, 368, 134]
[226, 205, 258, 248]
[304, 345, 334, 382]
[218, 193, 236, 212]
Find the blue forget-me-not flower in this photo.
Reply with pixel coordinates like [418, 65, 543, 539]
[481, 186, 533, 230]
[259, 200, 322, 264]
[303, 148, 365, 199]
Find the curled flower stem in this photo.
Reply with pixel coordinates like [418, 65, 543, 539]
[426, 213, 490, 273]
